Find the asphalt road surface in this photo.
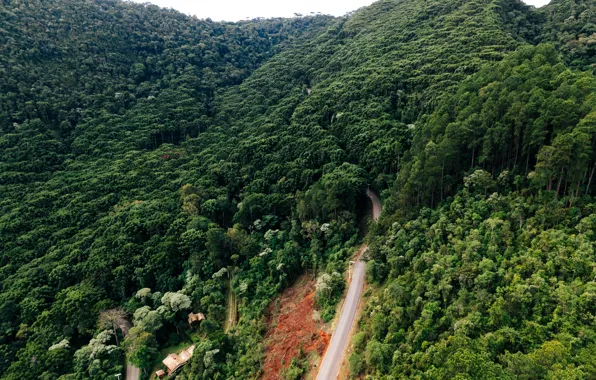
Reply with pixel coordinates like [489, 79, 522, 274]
[316, 190, 381, 380]
[126, 364, 140, 380]
[367, 189, 381, 221]
[120, 321, 141, 380]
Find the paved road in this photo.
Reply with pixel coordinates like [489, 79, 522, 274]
[367, 189, 381, 221]
[316, 190, 381, 380]
[126, 364, 140, 380]
[120, 321, 141, 380]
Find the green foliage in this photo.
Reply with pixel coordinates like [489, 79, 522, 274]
[349, 351, 365, 377]
[281, 356, 308, 380]
[298, 163, 368, 221]
[1, 0, 596, 379]
[123, 327, 158, 369]
[394, 44, 596, 212]
[315, 271, 345, 321]
[72, 330, 123, 379]
[540, 0, 596, 70]
[357, 188, 596, 378]
[0, 1, 338, 377]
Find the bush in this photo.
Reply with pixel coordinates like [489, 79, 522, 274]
[349, 352, 365, 376]
[315, 271, 345, 322]
[282, 358, 306, 380]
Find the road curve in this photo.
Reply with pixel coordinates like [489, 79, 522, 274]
[367, 189, 381, 221]
[316, 190, 381, 380]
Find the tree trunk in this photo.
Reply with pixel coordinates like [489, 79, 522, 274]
[555, 169, 564, 199]
[440, 159, 445, 201]
[586, 161, 596, 196]
[113, 323, 119, 346]
[570, 180, 581, 208]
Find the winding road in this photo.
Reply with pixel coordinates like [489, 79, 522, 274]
[123, 190, 381, 380]
[316, 189, 381, 380]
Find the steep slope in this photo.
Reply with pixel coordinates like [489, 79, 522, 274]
[1, 0, 595, 379]
[214, 0, 538, 192]
[0, 1, 335, 378]
[355, 45, 596, 378]
[540, 0, 596, 70]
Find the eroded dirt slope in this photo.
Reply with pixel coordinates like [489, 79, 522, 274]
[261, 275, 329, 379]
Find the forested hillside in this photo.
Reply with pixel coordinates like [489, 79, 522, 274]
[359, 44, 596, 379]
[1, 0, 595, 379]
[540, 0, 596, 69]
[0, 1, 337, 378]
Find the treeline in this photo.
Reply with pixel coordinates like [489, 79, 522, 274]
[0, 0, 333, 181]
[354, 27, 596, 380]
[393, 44, 596, 212]
[358, 182, 596, 379]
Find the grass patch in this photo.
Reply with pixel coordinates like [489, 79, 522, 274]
[148, 340, 193, 380]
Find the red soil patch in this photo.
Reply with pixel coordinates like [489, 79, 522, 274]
[261, 275, 329, 380]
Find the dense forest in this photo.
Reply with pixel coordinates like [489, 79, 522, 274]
[0, 0, 595, 379]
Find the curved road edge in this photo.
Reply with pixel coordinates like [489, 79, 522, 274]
[316, 190, 381, 380]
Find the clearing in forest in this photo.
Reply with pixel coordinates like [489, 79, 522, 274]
[261, 275, 329, 379]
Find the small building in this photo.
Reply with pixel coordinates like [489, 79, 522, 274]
[163, 345, 196, 374]
[163, 354, 182, 374]
[155, 369, 166, 378]
[188, 312, 205, 325]
[179, 345, 195, 362]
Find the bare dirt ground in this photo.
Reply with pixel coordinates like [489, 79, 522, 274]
[261, 275, 329, 380]
[263, 190, 381, 380]
[224, 279, 237, 333]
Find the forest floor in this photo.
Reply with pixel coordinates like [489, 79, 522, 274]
[261, 275, 329, 379]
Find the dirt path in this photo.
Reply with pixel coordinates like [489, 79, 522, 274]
[224, 279, 237, 333]
[316, 190, 381, 380]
